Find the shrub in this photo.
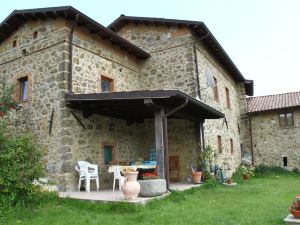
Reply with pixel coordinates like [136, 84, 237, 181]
[202, 179, 219, 189]
[254, 164, 291, 175]
[0, 82, 46, 207]
[0, 124, 46, 206]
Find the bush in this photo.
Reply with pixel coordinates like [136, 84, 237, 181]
[254, 164, 291, 175]
[0, 124, 46, 206]
[0, 81, 46, 207]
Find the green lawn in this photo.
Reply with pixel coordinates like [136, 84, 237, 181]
[5, 173, 300, 225]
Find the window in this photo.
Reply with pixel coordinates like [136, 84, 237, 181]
[33, 31, 38, 39]
[101, 76, 114, 93]
[19, 77, 28, 101]
[283, 157, 288, 167]
[104, 145, 113, 165]
[12, 40, 17, 48]
[230, 138, 234, 154]
[217, 135, 222, 153]
[225, 87, 230, 109]
[213, 77, 219, 100]
[279, 112, 294, 128]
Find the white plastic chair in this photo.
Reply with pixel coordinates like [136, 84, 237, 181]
[75, 161, 99, 192]
[111, 166, 125, 191]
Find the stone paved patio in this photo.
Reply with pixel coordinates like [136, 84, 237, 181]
[59, 182, 201, 204]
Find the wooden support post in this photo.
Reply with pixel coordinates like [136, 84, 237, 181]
[155, 109, 165, 179]
[195, 119, 205, 151]
[163, 117, 169, 188]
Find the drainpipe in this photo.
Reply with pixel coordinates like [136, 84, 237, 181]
[193, 31, 210, 100]
[163, 98, 189, 190]
[248, 113, 254, 165]
[68, 14, 79, 93]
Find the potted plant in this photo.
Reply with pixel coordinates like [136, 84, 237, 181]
[237, 164, 255, 180]
[191, 145, 216, 184]
[289, 196, 300, 219]
[226, 177, 233, 184]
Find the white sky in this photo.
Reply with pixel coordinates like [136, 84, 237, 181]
[1, 0, 300, 96]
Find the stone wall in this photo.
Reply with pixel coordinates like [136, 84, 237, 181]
[116, 23, 248, 176]
[194, 40, 243, 174]
[0, 18, 146, 190]
[250, 109, 300, 169]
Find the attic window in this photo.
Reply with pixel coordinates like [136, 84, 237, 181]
[12, 40, 17, 48]
[33, 31, 38, 39]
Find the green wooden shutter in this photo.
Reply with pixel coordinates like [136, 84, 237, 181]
[104, 146, 112, 165]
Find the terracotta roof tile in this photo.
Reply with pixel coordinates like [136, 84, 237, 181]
[247, 91, 300, 113]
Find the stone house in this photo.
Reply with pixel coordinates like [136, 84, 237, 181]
[244, 92, 300, 170]
[0, 6, 253, 190]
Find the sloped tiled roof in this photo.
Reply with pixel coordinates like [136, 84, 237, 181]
[247, 91, 300, 113]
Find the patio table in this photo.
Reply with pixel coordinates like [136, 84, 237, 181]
[108, 164, 156, 173]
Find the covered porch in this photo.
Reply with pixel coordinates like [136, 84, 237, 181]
[65, 90, 224, 189]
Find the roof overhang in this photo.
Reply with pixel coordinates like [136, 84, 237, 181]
[0, 6, 150, 59]
[108, 16, 254, 96]
[65, 90, 224, 122]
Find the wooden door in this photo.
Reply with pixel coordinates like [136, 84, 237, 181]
[169, 156, 180, 182]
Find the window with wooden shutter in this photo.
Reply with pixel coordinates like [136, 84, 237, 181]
[217, 135, 222, 153]
[213, 77, 219, 101]
[104, 145, 113, 165]
[225, 87, 230, 109]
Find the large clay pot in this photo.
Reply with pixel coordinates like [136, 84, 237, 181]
[243, 174, 250, 180]
[122, 172, 140, 200]
[192, 171, 202, 184]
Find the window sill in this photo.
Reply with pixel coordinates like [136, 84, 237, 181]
[18, 100, 29, 104]
[278, 126, 296, 129]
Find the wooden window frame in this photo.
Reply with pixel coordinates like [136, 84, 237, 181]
[213, 77, 219, 101]
[100, 75, 114, 93]
[225, 87, 231, 109]
[278, 112, 294, 128]
[15, 75, 32, 103]
[217, 135, 222, 153]
[230, 138, 234, 154]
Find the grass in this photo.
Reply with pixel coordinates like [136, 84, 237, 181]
[3, 173, 300, 225]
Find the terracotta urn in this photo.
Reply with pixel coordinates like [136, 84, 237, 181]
[122, 171, 140, 200]
[192, 171, 202, 184]
[243, 174, 250, 180]
[289, 207, 300, 219]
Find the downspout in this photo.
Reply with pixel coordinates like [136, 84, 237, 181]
[193, 31, 210, 100]
[68, 14, 79, 93]
[163, 98, 189, 190]
[248, 113, 254, 165]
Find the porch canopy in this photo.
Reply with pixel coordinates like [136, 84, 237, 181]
[65, 90, 224, 184]
[65, 90, 224, 122]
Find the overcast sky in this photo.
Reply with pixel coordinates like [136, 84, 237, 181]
[1, 0, 300, 96]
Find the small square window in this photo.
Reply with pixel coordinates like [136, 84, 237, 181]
[101, 76, 114, 93]
[33, 31, 38, 39]
[19, 77, 28, 101]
